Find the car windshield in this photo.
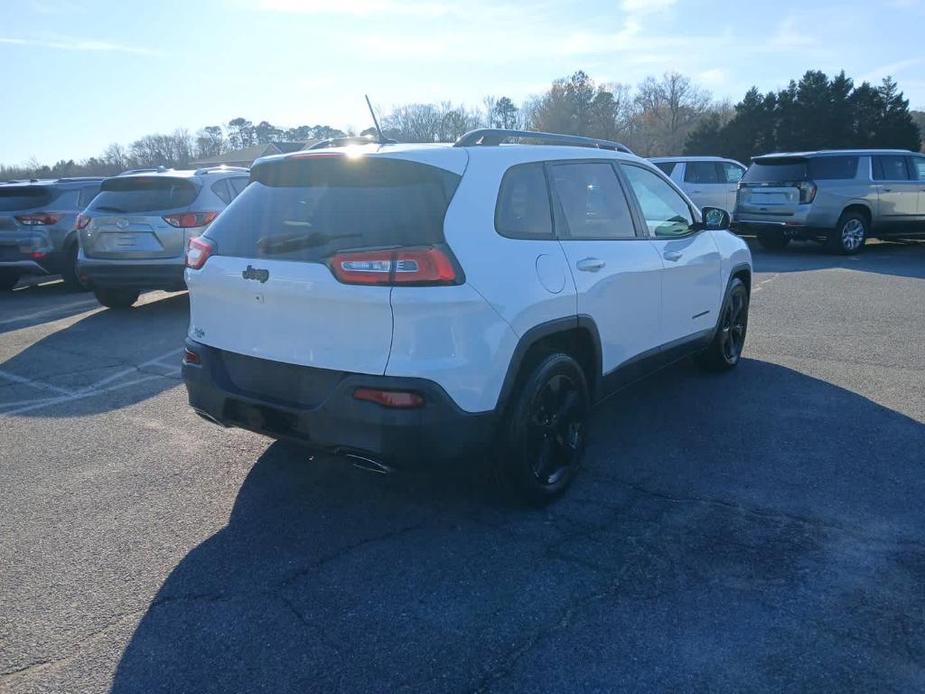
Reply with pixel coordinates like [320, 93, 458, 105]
[88, 177, 199, 213]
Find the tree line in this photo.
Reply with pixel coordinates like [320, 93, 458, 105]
[686, 72, 922, 163]
[3, 69, 922, 179]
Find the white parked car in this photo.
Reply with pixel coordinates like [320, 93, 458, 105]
[650, 156, 746, 216]
[182, 129, 752, 504]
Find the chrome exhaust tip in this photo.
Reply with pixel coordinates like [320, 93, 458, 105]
[193, 409, 225, 427]
[345, 453, 393, 475]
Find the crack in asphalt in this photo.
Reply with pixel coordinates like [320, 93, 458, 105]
[0, 608, 146, 684]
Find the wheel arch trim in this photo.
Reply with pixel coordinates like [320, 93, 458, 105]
[495, 315, 603, 413]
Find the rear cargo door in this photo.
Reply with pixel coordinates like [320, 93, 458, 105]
[737, 158, 807, 220]
[83, 177, 200, 259]
[187, 154, 463, 376]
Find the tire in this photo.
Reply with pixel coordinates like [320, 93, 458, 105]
[827, 211, 867, 255]
[498, 353, 590, 506]
[697, 277, 749, 371]
[756, 231, 790, 251]
[0, 270, 20, 291]
[60, 243, 90, 291]
[94, 287, 139, 309]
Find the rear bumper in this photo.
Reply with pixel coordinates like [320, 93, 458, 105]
[734, 221, 833, 239]
[182, 339, 497, 467]
[78, 257, 186, 290]
[0, 244, 65, 275]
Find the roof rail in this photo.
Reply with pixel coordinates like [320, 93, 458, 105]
[117, 166, 171, 176]
[453, 128, 633, 154]
[306, 135, 397, 150]
[193, 165, 250, 175]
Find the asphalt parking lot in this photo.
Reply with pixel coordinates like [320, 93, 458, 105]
[2, 239, 924, 693]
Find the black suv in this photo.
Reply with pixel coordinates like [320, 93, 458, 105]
[0, 177, 103, 290]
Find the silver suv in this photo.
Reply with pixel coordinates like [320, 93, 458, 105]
[0, 177, 103, 290]
[734, 149, 925, 254]
[78, 166, 249, 307]
[650, 156, 746, 216]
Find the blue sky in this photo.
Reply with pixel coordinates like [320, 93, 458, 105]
[2, 0, 923, 165]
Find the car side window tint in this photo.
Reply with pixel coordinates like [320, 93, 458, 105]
[211, 180, 233, 204]
[622, 164, 695, 238]
[653, 162, 676, 176]
[911, 157, 925, 181]
[548, 162, 637, 240]
[494, 163, 553, 239]
[229, 177, 250, 197]
[720, 163, 744, 183]
[873, 155, 911, 181]
[684, 161, 721, 184]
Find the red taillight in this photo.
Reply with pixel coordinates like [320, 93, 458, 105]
[329, 247, 460, 286]
[182, 348, 201, 365]
[163, 211, 219, 228]
[798, 181, 817, 204]
[16, 213, 62, 226]
[353, 388, 424, 409]
[186, 236, 214, 270]
[76, 214, 91, 230]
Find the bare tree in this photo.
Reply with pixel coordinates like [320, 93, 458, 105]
[195, 126, 225, 158]
[633, 72, 711, 155]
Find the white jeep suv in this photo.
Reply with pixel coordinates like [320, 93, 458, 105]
[182, 129, 752, 503]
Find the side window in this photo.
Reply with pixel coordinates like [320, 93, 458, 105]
[684, 161, 721, 184]
[211, 179, 233, 204]
[229, 177, 250, 198]
[653, 161, 676, 176]
[77, 187, 99, 209]
[548, 162, 637, 240]
[873, 156, 911, 181]
[621, 164, 695, 238]
[494, 163, 553, 239]
[720, 163, 745, 183]
[910, 157, 925, 181]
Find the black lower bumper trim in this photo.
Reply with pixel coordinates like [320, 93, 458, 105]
[78, 262, 186, 290]
[182, 339, 497, 468]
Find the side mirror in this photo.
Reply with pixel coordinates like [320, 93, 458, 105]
[701, 207, 730, 230]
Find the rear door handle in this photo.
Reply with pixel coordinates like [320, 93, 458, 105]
[576, 257, 606, 272]
[663, 250, 683, 262]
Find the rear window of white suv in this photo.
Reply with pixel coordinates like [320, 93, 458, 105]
[204, 156, 461, 262]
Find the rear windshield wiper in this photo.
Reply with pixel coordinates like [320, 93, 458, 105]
[257, 231, 361, 254]
[93, 205, 128, 213]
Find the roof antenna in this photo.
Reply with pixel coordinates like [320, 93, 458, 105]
[365, 94, 386, 145]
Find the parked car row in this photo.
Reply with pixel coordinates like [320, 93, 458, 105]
[652, 149, 925, 254]
[0, 166, 249, 302]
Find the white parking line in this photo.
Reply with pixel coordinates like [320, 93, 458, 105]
[0, 369, 76, 396]
[0, 299, 99, 327]
[0, 374, 167, 416]
[0, 347, 184, 416]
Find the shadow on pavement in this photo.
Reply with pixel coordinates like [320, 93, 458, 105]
[0, 293, 188, 417]
[746, 237, 925, 280]
[111, 358, 925, 693]
[0, 279, 99, 335]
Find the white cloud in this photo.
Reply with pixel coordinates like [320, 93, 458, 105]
[859, 58, 923, 83]
[253, 0, 453, 16]
[0, 36, 159, 55]
[620, 0, 676, 13]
